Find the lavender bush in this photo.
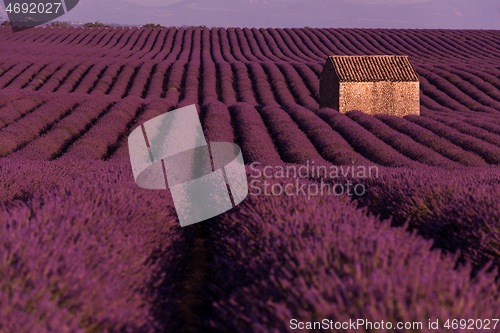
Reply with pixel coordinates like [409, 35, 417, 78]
[1, 27, 500, 332]
[348, 110, 459, 168]
[318, 108, 419, 167]
[202, 168, 500, 332]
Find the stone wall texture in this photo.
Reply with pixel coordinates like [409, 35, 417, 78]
[338, 81, 420, 116]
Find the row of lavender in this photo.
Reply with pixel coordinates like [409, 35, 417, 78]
[1, 27, 500, 66]
[200, 166, 500, 332]
[4, 87, 500, 307]
[2, 28, 500, 117]
[0, 159, 182, 332]
[0, 44, 322, 105]
[1, 37, 499, 116]
[2, 28, 500, 332]
[2, 158, 500, 332]
[2, 89, 500, 174]
[193, 81, 500, 329]
[4, 86, 500, 329]
[0, 26, 499, 76]
[4, 89, 500, 282]
[2, 89, 500, 172]
[2, 57, 500, 126]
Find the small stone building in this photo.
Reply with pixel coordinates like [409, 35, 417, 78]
[319, 55, 420, 116]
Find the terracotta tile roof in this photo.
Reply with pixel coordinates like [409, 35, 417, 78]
[327, 55, 419, 82]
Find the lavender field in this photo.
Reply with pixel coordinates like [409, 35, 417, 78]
[1, 26, 500, 332]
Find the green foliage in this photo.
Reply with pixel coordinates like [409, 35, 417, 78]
[83, 22, 111, 28]
[46, 21, 70, 27]
[142, 23, 163, 28]
[1, 20, 12, 26]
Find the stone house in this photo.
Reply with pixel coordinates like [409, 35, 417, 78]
[319, 55, 420, 116]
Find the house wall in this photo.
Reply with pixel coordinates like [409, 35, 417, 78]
[338, 81, 420, 116]
[319, 61, 339, 109]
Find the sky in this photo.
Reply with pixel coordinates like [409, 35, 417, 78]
[0, 0, 499, 29]
[123, 0, 182, 5]
[124, 0, 432, 4]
